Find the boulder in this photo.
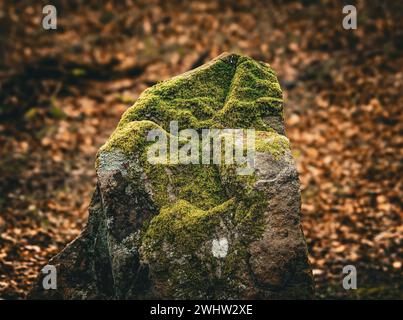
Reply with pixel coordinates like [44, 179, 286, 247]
[29, 53, 313, 299]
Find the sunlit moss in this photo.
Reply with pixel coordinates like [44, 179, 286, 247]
[255, 131, 290, 158]
[95, 53, 288, 298]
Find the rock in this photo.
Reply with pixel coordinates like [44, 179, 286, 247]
[29, 53, 313, 299]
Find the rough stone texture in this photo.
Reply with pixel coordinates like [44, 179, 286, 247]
[29, 53, 313, 299]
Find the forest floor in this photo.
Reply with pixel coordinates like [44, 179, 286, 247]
[0, 1, 402, 299]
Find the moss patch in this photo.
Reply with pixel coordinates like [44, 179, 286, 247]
[255, 131, 290, 158]
[96, 53, 288, 298]
[104, 53, 283, 137]
[141, 193, 267, 299]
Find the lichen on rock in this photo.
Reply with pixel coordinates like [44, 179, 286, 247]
[29, 53, 313, 300]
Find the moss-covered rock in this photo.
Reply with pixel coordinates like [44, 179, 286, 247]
[29, 53, 313, 300]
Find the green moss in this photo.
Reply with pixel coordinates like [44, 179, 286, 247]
[141, 191, 267, 298]
[117, 55, 237, 132]
[96, 53, 288, 298]
[141, 199, 231, 298]
[141, 162, 228, 211]
[214, 56, 283, 130]
[99, 120, 161, 156]
[109, 53, 283, 135]
[98, 53, 285, 158]
[255, 130, 290, 158]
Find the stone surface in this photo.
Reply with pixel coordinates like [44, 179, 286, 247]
[29, 53, 313, 299]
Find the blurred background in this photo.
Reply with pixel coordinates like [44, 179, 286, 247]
[0, 0, 402, 299]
